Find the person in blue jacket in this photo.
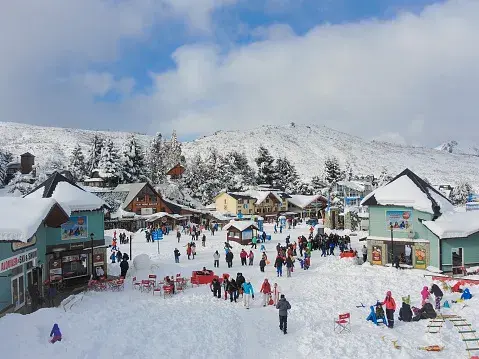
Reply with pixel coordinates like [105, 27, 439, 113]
[461, 288, 472, 300]
[242, 280, 255, 309]
[50, 323, 62, 343]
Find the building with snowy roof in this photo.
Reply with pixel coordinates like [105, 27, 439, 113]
[223, 220, 259, 245]
[0, 197, 70, 315]
[361, 168, 479, 272]
[24, 172, 110, 288]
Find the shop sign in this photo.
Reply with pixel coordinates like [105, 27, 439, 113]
[372, 245, 382, 265]
[0, 249, 38, 273]
[415, 244, 427, 269]
[61, 216, 88, 240]
[49, 259, 62, 281]
[12, 234, 37, 252]
[70, 243, 85, 250]
[386, 210, 413, 232]
[93, 253, 104, 266]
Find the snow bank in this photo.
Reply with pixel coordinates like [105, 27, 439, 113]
[133, 254, 151, 270]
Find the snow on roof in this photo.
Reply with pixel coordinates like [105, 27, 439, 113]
[337, 181, 366, 192]
[223, 220, 259, 232]
[0, 197, 70, 243]
[361, 169, 453, 215]
[83, 177, 104, 182]
[230, 190, 282, 205]
[288, 195, 325, 209]
[423, 211, 479, 239]
[113, 183, 149, 209]
[145, 212, 177, 223]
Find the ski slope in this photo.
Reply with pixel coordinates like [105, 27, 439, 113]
[0, 224, 478, 359]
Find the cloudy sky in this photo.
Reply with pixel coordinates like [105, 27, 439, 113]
[1, 0, 478, 146]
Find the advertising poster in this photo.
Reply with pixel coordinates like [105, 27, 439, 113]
[415, 245, 427, 269]
[61, 216, 88, 240]
[386, 210, 412, 232]
[49, 259, 62, 281]
[372, 245, 382, 265]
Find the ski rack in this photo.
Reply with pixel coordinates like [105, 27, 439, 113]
[428, 315, 479, 358]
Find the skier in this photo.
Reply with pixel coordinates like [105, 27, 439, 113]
[120, 258, 129, 278]
[260, 279, 272, 307]
[380, 291, 396, 328]
[240, 249, 248, 266]
[248, 250, 254, 266]
[430, 284, 444, 310]
[49, 323, 62, 343]
[242, 280, 254, 309]
[213, 250, 220, 268]
[174, 248, 181, 263]
[276, 294, 291, 334]
[274, 255, 284, 277]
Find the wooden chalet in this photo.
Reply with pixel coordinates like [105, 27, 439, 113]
[223, 220, 259, 245]
[166, 164, 186, 180]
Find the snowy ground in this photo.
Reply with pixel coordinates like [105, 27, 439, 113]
[1, 224, 479, 359]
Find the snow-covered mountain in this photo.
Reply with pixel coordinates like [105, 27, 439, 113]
[435, 140, 479, 156]
[1, 121, 479, 189]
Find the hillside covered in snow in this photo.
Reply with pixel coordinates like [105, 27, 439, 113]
[1, 121, 479, 189]
[435, 140, 479, 157]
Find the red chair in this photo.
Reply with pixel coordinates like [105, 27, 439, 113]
[132, 277, 141, 290]
[334, 313, 351, 334]
[153, 288, 162, 296]
[163, 285, 174, 298]
[148, 274, 157, 287]
[141, 280, 152, 293]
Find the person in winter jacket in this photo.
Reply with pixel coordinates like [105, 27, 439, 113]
[177, 230, 181, 243]
[227, 279, 238, 302]
[412, 302, 437, 321]
[381, 291, 396, 328]
[236, 273, 245, 297]
[260, 279, 272, 307]
[202, 234, 206, 247]
[285, 256, 294, 277]
[259, 257, 266, 272]
[274, 256, 284, 277]
[226, 251, 234, 268]
[430, 284, 443, 310]
[421, 286, 430, 306]
[110, 252, 116, 264]
[398, 295, 412, 322]
[120, 258, 129, 278]
[251, 237, 258, 249]
[116, 250, 122, 263]
[174, 248, 181, 263]
[122, 252, 129, 261]
[248, 250, 254, 266]
[240, 249, 248, 266]
[272, 283, 281, 305]
[362, 245, 367, 263]
[242, 281, 254, 309]
[262, 231, 267, 242]
[461, 288, 472, 300]
[186, 244, 192, 260]
[50, 323, 62, 343]
[213, 251, 220, 268]
[210, 278, 222, 299]
[260, 244, 266, 252]
[276, 294, 291, 334]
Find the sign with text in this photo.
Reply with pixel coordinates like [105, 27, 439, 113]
[0, 249, 38, 273]
[61, 216, 88, 240]
[386, 210, 412, 232]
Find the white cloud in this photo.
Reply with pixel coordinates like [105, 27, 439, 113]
[142, 0, 479, 146]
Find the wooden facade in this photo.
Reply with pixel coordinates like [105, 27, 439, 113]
[123, 183, 173, 215]
[166, 164, 186, 180]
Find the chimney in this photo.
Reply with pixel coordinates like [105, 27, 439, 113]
[20, 152, 35, 174]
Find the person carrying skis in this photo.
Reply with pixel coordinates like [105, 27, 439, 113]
[260, 279, 272, 307]
[276, 294, 291, 334]
[381, 291, 396, 328]
[274, 255, 284, 277]
[213, 250, 220, 268]
[49, 323, 62, 343]
[242, 280, 254, 309]
[248, 250, 254, 266]
[240, 249, 248, 266]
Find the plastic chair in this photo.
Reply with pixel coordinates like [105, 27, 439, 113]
[132, 277, 141, 290]
[141, 280, 152, 293]
[334, 313, 351, 334]
[153, 288, 162, 296]
[163, 285, 174, 298]
[148, 274, 157, 287]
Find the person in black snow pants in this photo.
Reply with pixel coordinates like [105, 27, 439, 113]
[210, 278, 222, 299]
[276, 294, 291, 334]
[430, 284, 444, 310]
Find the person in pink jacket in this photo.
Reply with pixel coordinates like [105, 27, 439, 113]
[421, 286, 430, 306]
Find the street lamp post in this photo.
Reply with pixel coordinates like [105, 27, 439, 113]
[390, 225, 394, 264]
[90, 233, 94, 279]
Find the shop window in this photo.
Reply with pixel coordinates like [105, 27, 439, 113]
[62, 254, 88, 279]
[11, 274, 25, 310]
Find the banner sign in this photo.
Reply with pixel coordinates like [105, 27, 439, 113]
[386, 210, 412, 231]
[414, 244, 427, 269]
[0, 249, 38, 273]
[466, 202, 479, 212]
[61, 216, 88, 240]
[372, 245, 382, 265]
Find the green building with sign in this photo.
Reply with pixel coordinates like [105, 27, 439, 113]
[361, 169, 479, 272]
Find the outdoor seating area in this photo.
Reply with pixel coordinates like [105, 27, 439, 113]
[190, 270, 218, 285]
[133, 274, 190, 298]
[88, 277, 125, 292]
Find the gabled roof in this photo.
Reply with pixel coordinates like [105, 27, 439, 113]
[423, 211, 479, 239]
[21, 152, 34, 157]
[93, 191, 129, 212]
[288, 195, 327, 209]
[0, 197, 70, 243]
[25, 172, 108, 212]
[228, 193, 256, 201]
[166, 164, 186, 176]
[223, 220, 259, 232]
[113, 182, 156, 210]
[361, 168, 453, 217]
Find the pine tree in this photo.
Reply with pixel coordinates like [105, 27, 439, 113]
[450, 181, 473, 205]
[68, 144, 87, 182]
[255, 146, 275, 186]
[120, 135, 147, 183]
[377, 167, 392, 187]
[163, 130, 182, 171]
[97, 139, 121, 187]
[324, 157, 342, 187]
[182, 153, 207, 200]
[8, 172, 34, 196]
[87, 135, 104, 174]
[147, 132, 166, 184]
[343, 161, 354, 181]
[0, 150, 11, 186]
[311, 175, 327, 193]
[219, 152, 256, 192]
[273, 157, 300, 193]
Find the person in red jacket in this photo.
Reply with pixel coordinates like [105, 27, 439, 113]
[240, 249, 248, 266]
[260, 278, 272, 307]
[381, 290, 396, 328]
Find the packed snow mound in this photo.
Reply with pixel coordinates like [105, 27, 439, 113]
[133, 254, 151, 270]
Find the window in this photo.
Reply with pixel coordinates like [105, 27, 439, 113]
[152, 208, 157, 214]
[62, 254, 88, 279]
[12, 266, 22, 276]
[137, 196, 145, 202]
[11, 274, 25, 310]
[265, 199, 270, 204]
[238, 199, 243, 204]
[150, 196, 157, 203]
[26, 261, 33, 270]
[136, 209, 141, 215]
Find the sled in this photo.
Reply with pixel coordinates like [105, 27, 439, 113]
[418, 345, 444, 352]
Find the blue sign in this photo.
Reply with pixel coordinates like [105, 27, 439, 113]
[237, 212, 243, 219]
[468, 194, 479, 202]
[152, 230, 163, 241]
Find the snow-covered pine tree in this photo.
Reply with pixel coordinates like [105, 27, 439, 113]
[219, 152, 256, 191]
[68, 144, 87, 182]
[8, 172, 34, 196]
[87, 135, 104, 174]
[324, 157, 342, 187]
[232, 152, 256, 187]
[310, 175, 327, 193]
[97, 139, 121, 187]
[273, 157, 300, 193]
[255, 146, 276, 186]
[343, 161, 354, 181]
[450, 181, 473, 205]
[163, 130, 182, 171]
[147, 132, 166, 184]
[377, 167, 393, 187]
[198, 148, 225, 203]
[181, 153, 206, 199]
[120, 135, 147, 183]
[0, 150, 10, 185]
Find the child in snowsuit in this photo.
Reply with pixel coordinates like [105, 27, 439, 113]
[50, 323, 62, 343]
[110, 252, 116, 264]
[381, 291, 396, 328]
[421, 286, 430, 306]
[398, 295, 412, 322]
